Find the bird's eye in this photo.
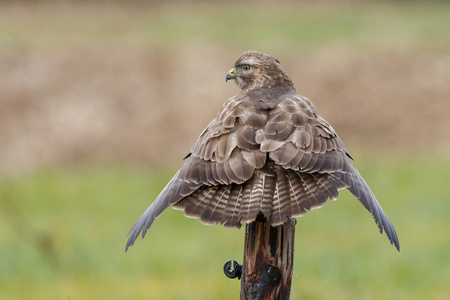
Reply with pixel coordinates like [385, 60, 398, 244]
[242, 65, 250, 71]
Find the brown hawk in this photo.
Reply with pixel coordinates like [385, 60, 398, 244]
[126, 51, 399, 251]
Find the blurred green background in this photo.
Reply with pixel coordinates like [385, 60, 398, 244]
[0, 1, 449, 299]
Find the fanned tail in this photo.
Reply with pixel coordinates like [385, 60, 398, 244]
[171, 162, 351, 231]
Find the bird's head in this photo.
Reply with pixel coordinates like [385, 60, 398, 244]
[226, 50, 294, 93]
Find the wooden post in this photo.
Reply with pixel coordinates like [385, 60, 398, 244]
[240, 214, 296, 300]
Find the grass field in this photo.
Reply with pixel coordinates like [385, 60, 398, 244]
[0, 155, 449, 299]
[0, 2, 449, 52]
[0, 1, 449, 299]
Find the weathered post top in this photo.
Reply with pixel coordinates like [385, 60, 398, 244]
[240, 215, 296, 300]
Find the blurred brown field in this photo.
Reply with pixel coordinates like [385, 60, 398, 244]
[0, 1, 449, 174]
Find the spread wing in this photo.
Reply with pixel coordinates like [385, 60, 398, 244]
[257, 94, 399, 250]
[126, 94, 266, 251]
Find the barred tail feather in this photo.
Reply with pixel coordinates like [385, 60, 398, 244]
[175, 186, 218, 219]
[223, 184, 244, 228]
[239, 177, 263, 224]
[200, 185, 231, 225]
[271, 168, 292, 225]
[260, 172, 276, 220]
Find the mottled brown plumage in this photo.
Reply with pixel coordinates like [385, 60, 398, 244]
[126, 51, 399, 251]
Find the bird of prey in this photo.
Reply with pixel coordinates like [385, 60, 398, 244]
[126, 51, 399, 252]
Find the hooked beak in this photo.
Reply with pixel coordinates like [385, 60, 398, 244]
[226, 68, 241, 82]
